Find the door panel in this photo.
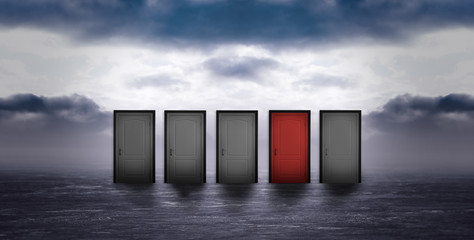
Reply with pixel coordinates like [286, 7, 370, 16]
[123, 119, 145, 155]
[174, 119, 197, 156]
[320, 111, 361, 183]
[166, 111, 205, 183]
[114, 111, 155, 183]
[217, 111, 257, 183]
[270, 111, 310, 183]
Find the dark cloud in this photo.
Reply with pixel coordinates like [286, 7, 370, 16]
[204, 56, 278, 81]
[1, 0, 474, 46]
[0, 93, 109, 130]
[368, 93, 474, 131]
[364, 93, 474, 173]
[0, 93, 112, 170]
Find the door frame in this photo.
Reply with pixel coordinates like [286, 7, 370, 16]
[269, 110, 311, 183]
[113, 110, 156, 183]
[319, 110, 361, 183]
[164, 110, 206, 183]
[216, 110, 258, 183]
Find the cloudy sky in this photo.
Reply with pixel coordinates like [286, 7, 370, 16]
[1, 0, 474, 175]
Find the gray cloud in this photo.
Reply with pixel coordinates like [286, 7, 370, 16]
[0, 44, 89, 79]
[1, 0, 474, 46]
[368, 93, 474, 131]
[391, 51, 474, 79]
[204, 56, 278, 82]
[131, 74, 188, 89]
[293, 73, 352, 90]
[0, 93, 111, 170]
[364, 93, 474, 173]
[0, 93, 109, 129]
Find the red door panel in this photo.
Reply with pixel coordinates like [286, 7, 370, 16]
[270, 111, 310, 183]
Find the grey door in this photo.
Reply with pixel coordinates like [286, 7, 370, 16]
[114, 111, 155, 183]
[217, 111, 257, 183]
[165, 111, 206, 183]
[320, 111, 361, 183]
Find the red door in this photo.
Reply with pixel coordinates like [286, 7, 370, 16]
[270, 111, 310, 183]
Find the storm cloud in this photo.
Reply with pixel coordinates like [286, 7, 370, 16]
[0, 93, 109, 130]
[1, 0, 474, 46]
[364, 93, 474, 173]
[0, 94, 112, 170]
[368, 93, 474, 131]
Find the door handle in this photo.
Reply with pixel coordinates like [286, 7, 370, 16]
[119, 148, 122, 156]
[221, 148, 225, 156]
[170, 148, 173, 156]
[325, 148, 328, 156]
[274, 148, 277, 156]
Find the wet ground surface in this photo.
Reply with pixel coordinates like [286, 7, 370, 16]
[1, 169, 473, 239]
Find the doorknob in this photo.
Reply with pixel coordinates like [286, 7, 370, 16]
[170, 148, 173, 156]
[274, 148, 277, 156]
[221, 148, 225, 156]
[325, 148, 328, 156]
[119, 148, 122, 156]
